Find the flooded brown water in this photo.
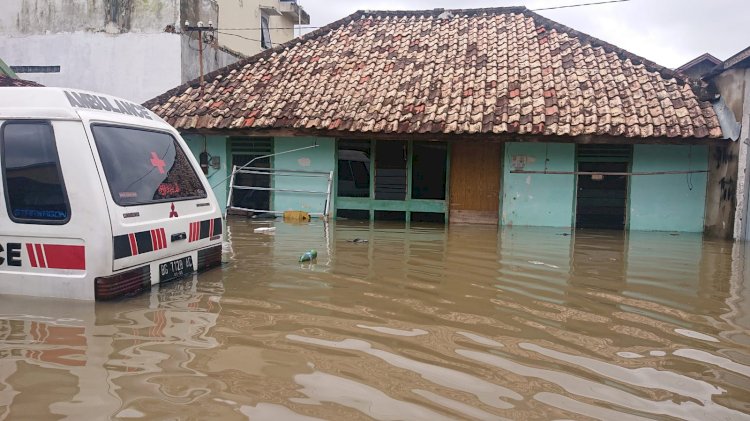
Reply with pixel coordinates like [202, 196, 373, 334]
[2, 220, 750, 420]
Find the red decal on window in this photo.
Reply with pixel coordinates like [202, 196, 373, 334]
[169, 203, 178, 218]
[158, 183, 181, 196]
[43, 245, 85, 270]
[150, 152, 166, 174]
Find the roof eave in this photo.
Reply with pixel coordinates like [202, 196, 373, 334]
[173, 126, 726, 144]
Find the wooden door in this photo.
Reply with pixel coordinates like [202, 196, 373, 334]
[449, 141, 502, 224]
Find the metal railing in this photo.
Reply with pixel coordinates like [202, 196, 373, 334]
[227, 166, 333, 218]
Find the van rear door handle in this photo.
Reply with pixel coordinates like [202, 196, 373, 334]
[171, 232, 187, 242]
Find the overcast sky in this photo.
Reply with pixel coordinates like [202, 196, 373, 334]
[297, 0, 749, 69]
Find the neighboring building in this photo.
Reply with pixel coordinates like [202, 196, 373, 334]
[147, 7, 733, 234]
[218, 0, 310, 57]
[0, 0, 246, 103]
[700, 47, 750, 240]
[676, 53, 722, 80]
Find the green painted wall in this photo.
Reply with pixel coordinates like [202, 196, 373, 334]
[273, 137, 336, 216]
[502, 142, 576, 227]
[629, 145, 708, 232]
[183, 134, 231, 213]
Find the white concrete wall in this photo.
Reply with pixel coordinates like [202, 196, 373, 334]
[0, 32, 183, 103]
[180, 36, 242, 83]
[0, 0, 181, 34]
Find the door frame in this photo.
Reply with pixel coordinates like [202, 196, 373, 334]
[573, 144, 633, 230]
[448, 140, 503, 225]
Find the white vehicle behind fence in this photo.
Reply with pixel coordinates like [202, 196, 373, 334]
[0, 87, 224, 300]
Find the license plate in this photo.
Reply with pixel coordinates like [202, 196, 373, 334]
[159, 256, 194, 282]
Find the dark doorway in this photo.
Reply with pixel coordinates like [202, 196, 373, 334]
[374, 140, 407, 200]
[229, 137, 273, 212]
[575, 145, 632, 230]
[232, 154, 270, 211]
[412, 141, 447, 200]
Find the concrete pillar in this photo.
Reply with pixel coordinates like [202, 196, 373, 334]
[705, 141, 739, 239]
[732, 69, 750, 240]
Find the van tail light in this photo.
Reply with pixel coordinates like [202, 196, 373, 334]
[95, 266, 151, 300]
[197, 245, 222, 272]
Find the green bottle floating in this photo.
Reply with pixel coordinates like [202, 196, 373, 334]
[299, 249, 318, 262]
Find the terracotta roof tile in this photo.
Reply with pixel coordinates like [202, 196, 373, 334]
[0, 75, 43, 87]
[146, 7, 723, 139]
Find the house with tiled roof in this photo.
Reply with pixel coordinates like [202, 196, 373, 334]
[146, 7, 736, 234]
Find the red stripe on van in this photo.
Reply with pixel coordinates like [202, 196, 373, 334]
[154, 229, 160, 250]
[35, 244, 47, 268]
[160, 228, 167, 249]
[191, 222, 197, 242]
[209, 219, 215, 237]
[128, 233, 139, 256]
[151, 230, 158, 251]
[43, 245, 85, 270]
[26, 244, 38, 268]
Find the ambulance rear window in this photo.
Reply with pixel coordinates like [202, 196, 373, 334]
[1, 122, 70, 224]
[91, 125, 206, 206]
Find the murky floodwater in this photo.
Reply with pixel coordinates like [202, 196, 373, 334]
[2, 220, 750, 420]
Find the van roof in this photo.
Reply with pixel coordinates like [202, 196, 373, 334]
[0, 87, 164, 124]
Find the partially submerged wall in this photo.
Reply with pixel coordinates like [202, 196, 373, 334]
[500, 142, 709, 232]
[501, 142, 576, 228]
[713, 68, 750, 241]
[704, 141, 738, 239]
[629, 145, 708, 233]
[180, 136, 334, 216]
[273, 137, 335, 216]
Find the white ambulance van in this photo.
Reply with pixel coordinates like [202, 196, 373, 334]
[0, 87, 223, 300]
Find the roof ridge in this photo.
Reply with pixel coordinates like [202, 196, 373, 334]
[521, 9, 687, 85]
[145, 6, 690, 108]
[675, 52, 722, 73]
[358, 6, 528, 17]
[357, 7, 686, 85]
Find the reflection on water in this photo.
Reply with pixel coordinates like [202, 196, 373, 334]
[2, 220, 750, 420]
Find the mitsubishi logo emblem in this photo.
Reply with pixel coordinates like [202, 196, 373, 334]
[169, 203, 178, 218]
